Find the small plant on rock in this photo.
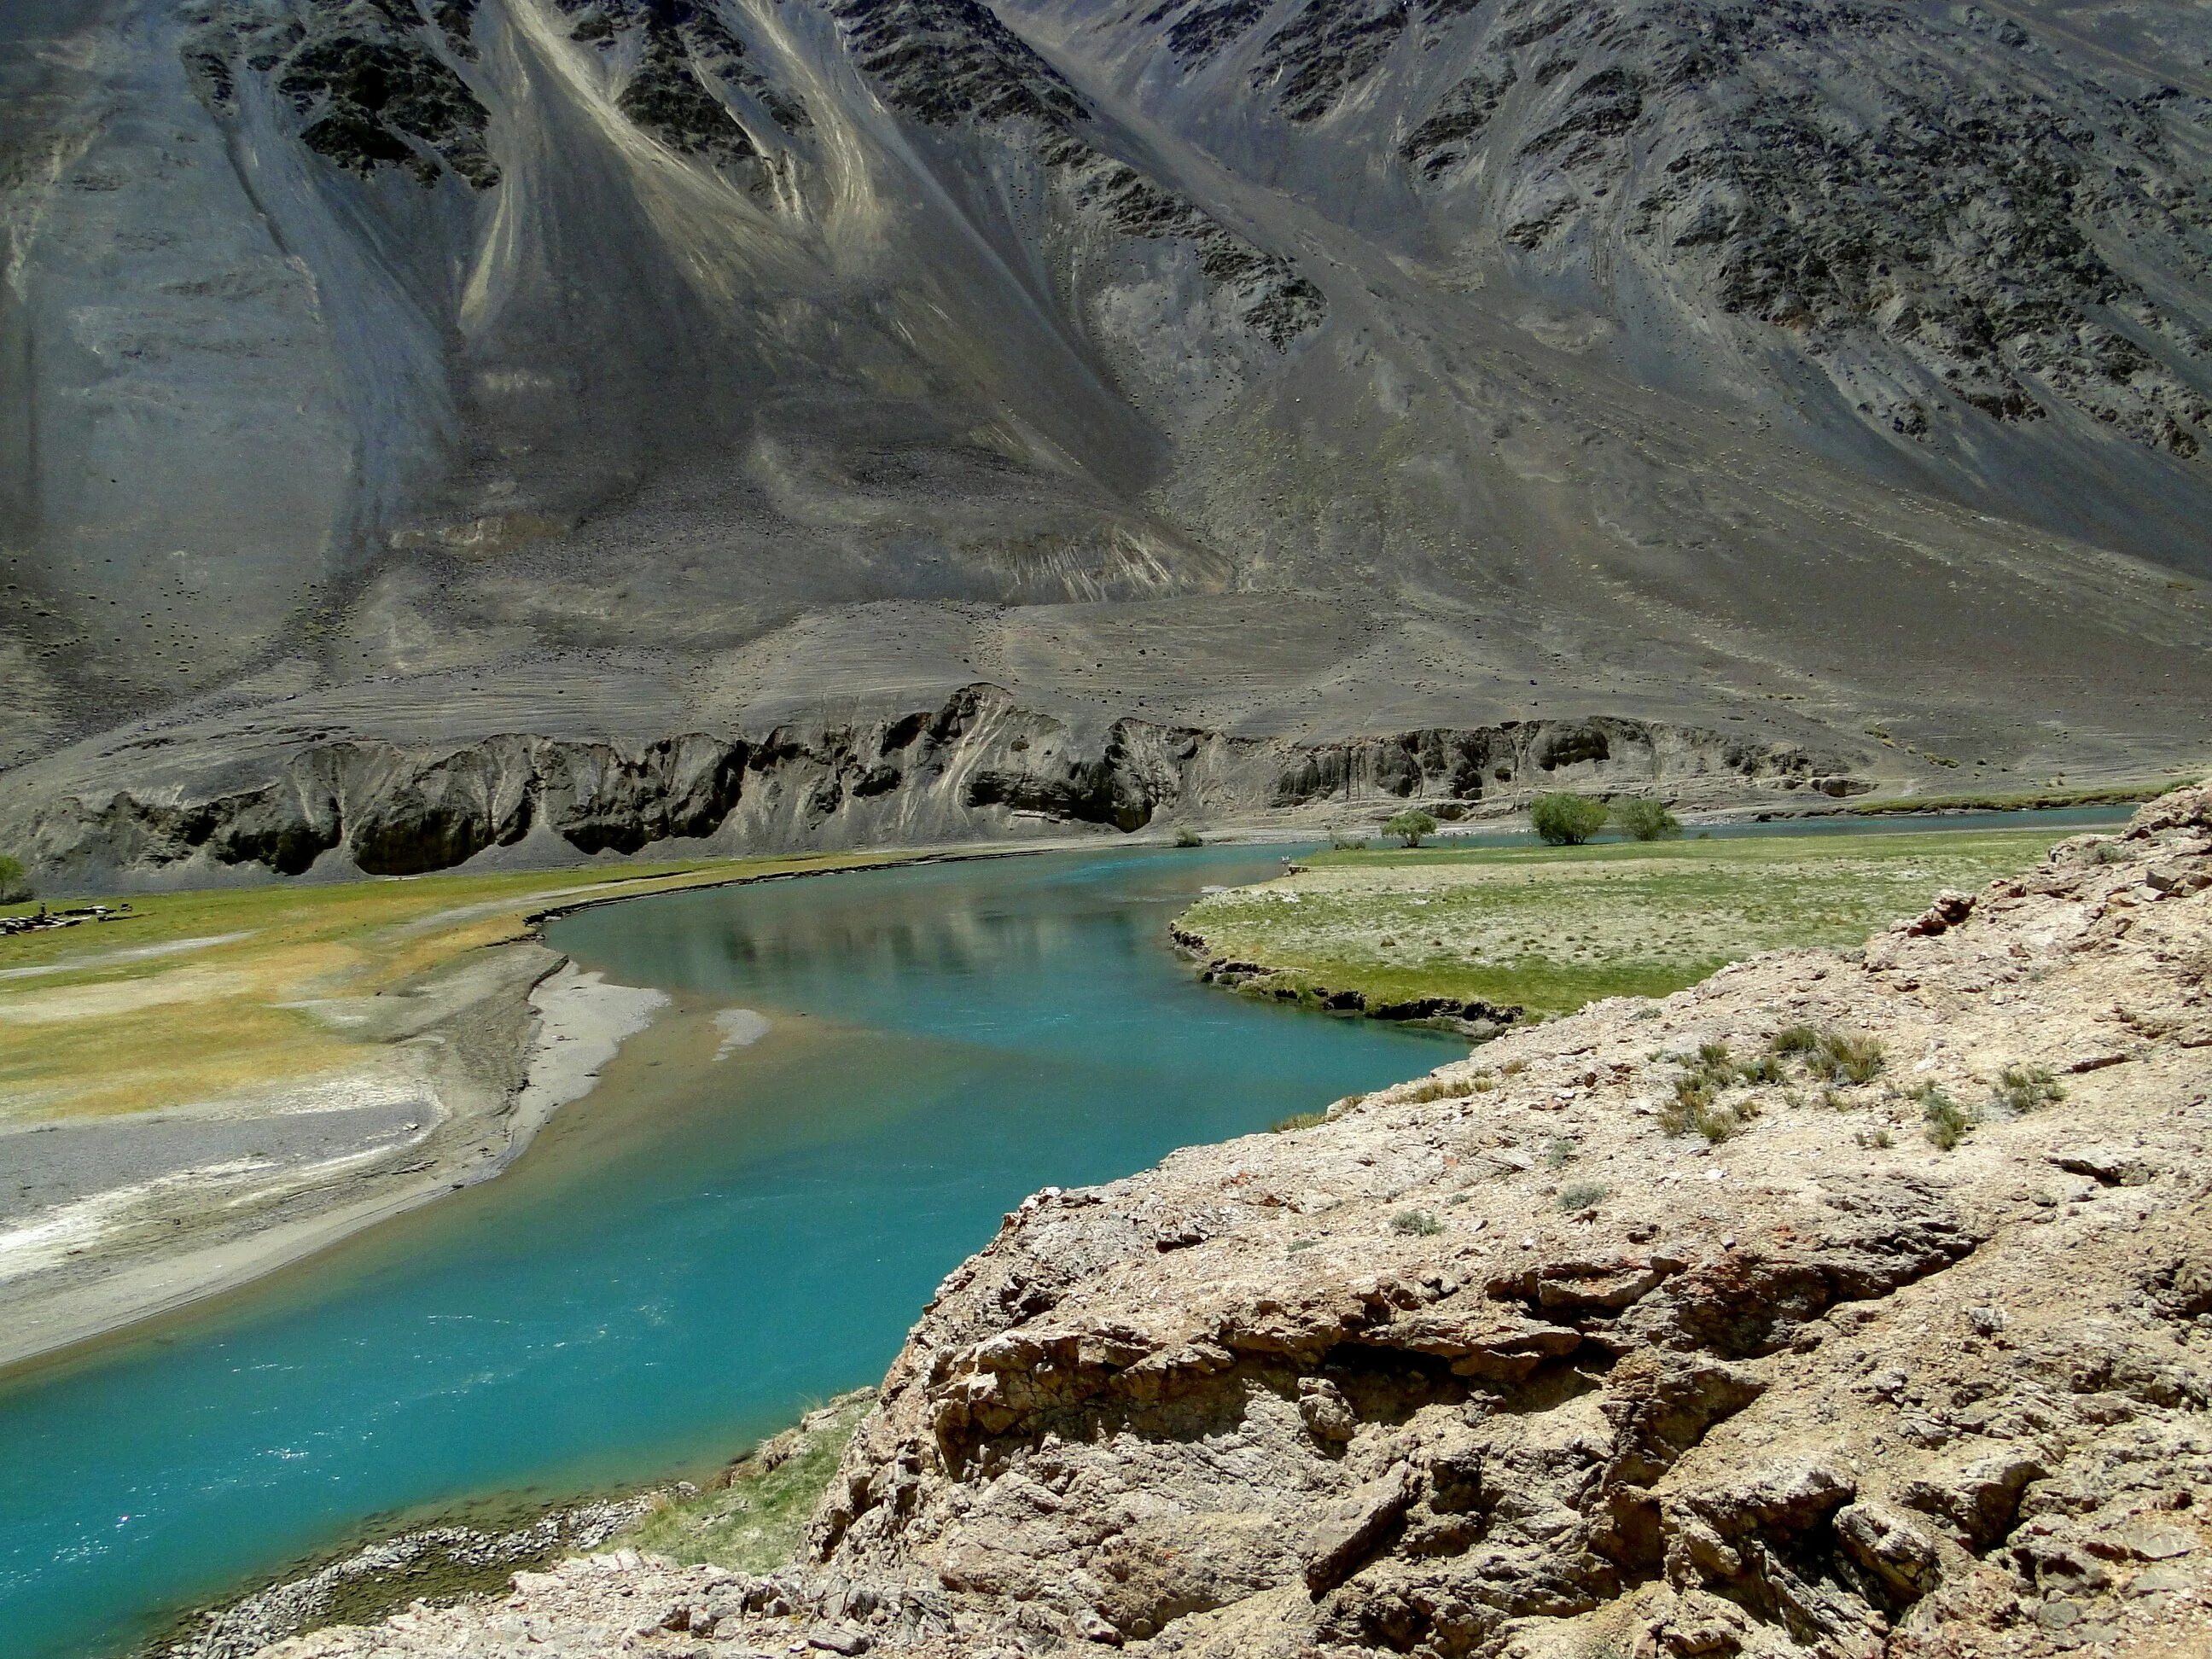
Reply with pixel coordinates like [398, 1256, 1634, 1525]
[1736, 1051, 1786, 1086]
[1663, 1074, 1743, 1142]
[1660, 1042, 1767, 1141]
[1918, 1084, 1977, 1150]
[1544, 1136, 1579, 1171]
[1271, 1111, 1328, 1132]
[1611, 797, 1682, 841]
[1557, 1181, 1610, 1213]
[1807, 1029, 1887, 1086]
[1531, 793, 1610, 846]
[1384, 809, 1439, 848]
[1391, 1209, 1444, 1237]
[1768, 1024, 1824, 1058]
[1402, 1075, 1473, 1103]
[1991, 1064, 2064, 1114]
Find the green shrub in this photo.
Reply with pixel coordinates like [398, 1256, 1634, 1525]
[1391, 1209, 1444, 1237]
[1662, 1074, 1743, 1142]
[1328, 829, 1367, 850]
[1531, 793, 1610, 846]
[1807, 1030, 1887, 1085]
[617, 1392, 870, 1569]
[0, 854, 29, 906]
[1544, 1136, 1579, 1171]
[1660, 1042, 1767, 1142]
[1556, 1181, 1610, 1213]
[1768, 1024, 1824, 1057]
[1173, 828, 1204, 848]
[1400, 1076, 1471, 1103]
[1992, 1064, 2064, 1114]
[1611, 797, 1682, 841]
[1272, 1110, 1328, 1132]
[1918, 1084, 1976, 1150]
[1383, 809, 1439, 848]
[1736, 1052, 1786, 1086]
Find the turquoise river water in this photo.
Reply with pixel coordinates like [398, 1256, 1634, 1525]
[0, 846, 1460, 1659]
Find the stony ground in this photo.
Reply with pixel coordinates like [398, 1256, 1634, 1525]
[262, 788, 2212, 1659]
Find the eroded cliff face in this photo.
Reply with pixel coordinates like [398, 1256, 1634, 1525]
[2, 688, 1849, 885]
[260, 794, 2212, 1659]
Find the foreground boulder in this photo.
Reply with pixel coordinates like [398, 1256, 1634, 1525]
[267, 788, 2212, 1658]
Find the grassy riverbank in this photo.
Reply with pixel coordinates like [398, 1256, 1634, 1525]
[616, 1391, 873, 1570]
[0, 854, 900, 1126]
[1843, 777, 2192, 814]
[160, 1392, 875, 1653]
[1174, 824, 2086, 1019]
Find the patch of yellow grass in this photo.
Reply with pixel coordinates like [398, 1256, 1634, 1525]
[0, 853, 898, 1122]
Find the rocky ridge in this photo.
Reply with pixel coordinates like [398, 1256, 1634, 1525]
[261, 784, 2212, 1657]
[3, 691, 1847, 887]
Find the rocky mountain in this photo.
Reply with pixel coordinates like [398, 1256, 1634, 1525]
[255, 788, 2212, 1658]
[3, 0, 2211, 876]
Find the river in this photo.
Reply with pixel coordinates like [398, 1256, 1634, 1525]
[0, 845, 1458, 1659]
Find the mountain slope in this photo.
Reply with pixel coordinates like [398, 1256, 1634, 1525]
[2, 0, 2208, 876]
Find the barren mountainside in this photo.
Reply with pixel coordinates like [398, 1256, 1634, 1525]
[3, 0, 2210, 874]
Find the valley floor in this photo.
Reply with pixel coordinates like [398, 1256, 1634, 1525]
[0, 853, 912, 1371]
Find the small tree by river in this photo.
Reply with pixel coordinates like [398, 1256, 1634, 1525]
[1612, 797, 1682, 841]
[1383, 810, 1438, 848]
[1531, 794, 1610, 846]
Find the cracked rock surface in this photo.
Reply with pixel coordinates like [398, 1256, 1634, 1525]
[263, 786, 2212, 1655]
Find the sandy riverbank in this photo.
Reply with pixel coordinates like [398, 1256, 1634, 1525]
[0, 842, 1080, 1379]
[0, 940, 659, 1374]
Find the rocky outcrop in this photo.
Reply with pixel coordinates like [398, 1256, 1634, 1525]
[1192, 0, 2212, 460]
[1262, 719, 1846, 809]
[0, 689, 1843, 886]
[183, 0, 499, 188]
[259, 788, 2212, 1659]
[157, 1497, 655, 1659]
[827, 0, 1325, 345]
